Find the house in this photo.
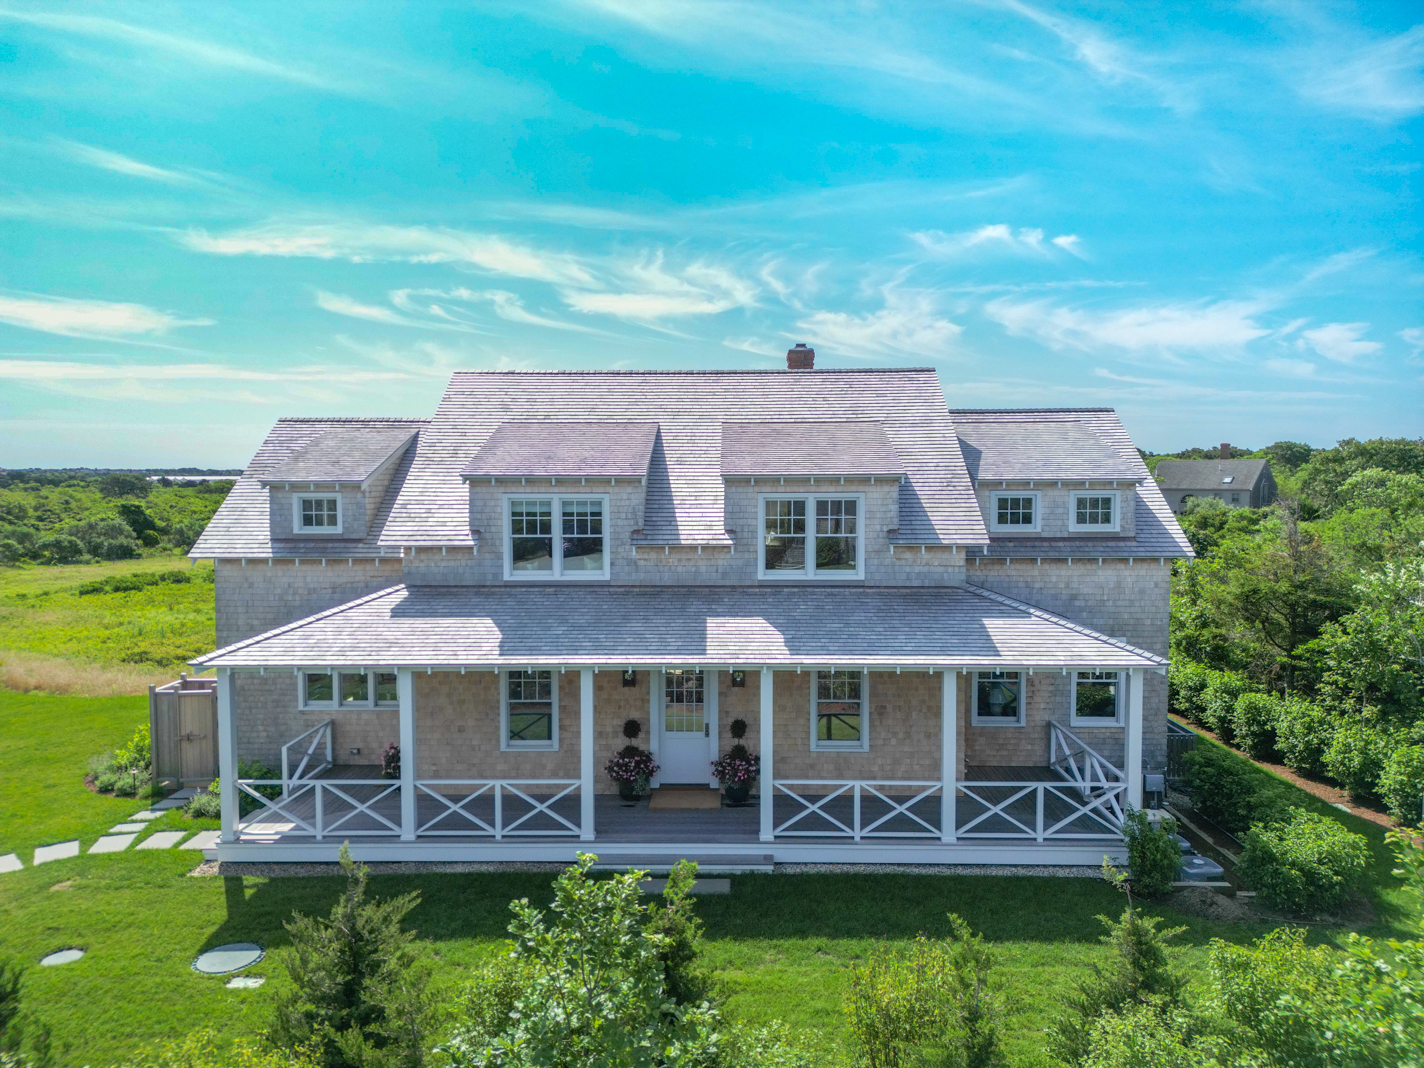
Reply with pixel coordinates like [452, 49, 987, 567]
[189, 346, 1193, 867]
[1155, 449, 1276, 513]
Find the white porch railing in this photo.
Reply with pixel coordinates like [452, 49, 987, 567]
[773, 780, 943, 840]
[280, 720, 333, 794]
[1049, 722, 1125, 793]
[955, 780, 1126, 840]
[236, 779, 401, 839]
[415, 780, 583, 838]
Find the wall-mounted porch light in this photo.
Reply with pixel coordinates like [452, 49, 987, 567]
[730, 670, 746, 688]
[621, 670, 637, 687]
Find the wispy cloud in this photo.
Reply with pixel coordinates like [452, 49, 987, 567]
[1297, 321, 1380, 363]
[1302, 25, 1424, 118]
[795, 287, 961, 360]
[0, 292, 211, 340]
[985, 296, 1269, 357]
[1401, 327, 1424, 357]
[52, 140, 201, 185]
[911, 223, 1079, 258]
[561, 252, 758, 325]
[180, 222, 595, 287]
[395, 288, 599, 333]
[315, 291, 440, 329]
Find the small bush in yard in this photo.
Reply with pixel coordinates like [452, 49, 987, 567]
[1199, 672, 1248, 743]
[1167, 662, 1213, 725]
[1237, 808, 1369, 914]
[1323, 719, 1392, 799]
[1229, 693, 1280, 759]
[185, 789, 220, 819]
[1082, 1004, 1217, 1068]
[1379, 744, 1424, 825]
[1274, 696, 1336, 778]
[1122, 808, 1181, 899]
[1181, 745, 1291, 834]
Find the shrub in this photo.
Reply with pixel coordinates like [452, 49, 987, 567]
[1229, 693, 1280, 759]
[138, 530, 161, 548]
[1082, 1005, 1215, 1068]
[167, 518, 207, 550]
[1167, 662, 1213, 725]
[1323, 720, 1391, 799]
[1122, 808, 1181, 899]
[0, 540, 20, 565]
[1274, 696, 1336, 777]
[269, 846, 435, 1066]
[35, 535, 84, 564]
[643, 858, 715, 1007]
[68, 519, 141, 559]
[1379, 745, 1424, 826]
[117, 1029, 319, 1066]
[93, 769, 121, 793]
[1182, 744, 1291, 834]
[1200, 672, 1249, 742]
[98, 472, 150, 498]
[113, 724, 150, 773]
[185, 790, 220, 819]
[1237, 808, 1369, 914]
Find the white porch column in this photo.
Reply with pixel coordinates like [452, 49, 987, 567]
[941, 669, 957, 843]
[216, 667, 238, 844]
[397, 669, 416, 841]
[759, 667, 774, 842]
[580, 668, 595, 841]
[1125, 668, 1144, 808]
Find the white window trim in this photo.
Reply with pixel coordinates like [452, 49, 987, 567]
[503, 493, 611, 581]
[757, 492, 866, 581]
[987, 491, 1042, 534]
[1068, 490, 1121, 533]
[809, 669, 870, 751]
[970, 670, 1026, 727]
[1070, 670, 1124, 727]
[501, 669, 559, 751]
[293, 493, 343, 535]
[299, 669, 399, 711]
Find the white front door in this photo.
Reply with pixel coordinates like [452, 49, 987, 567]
[659, 669, 712, 784]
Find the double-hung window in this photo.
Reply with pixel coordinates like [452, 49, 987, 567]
[505, 495, 609, 580]
[988, 492, 1040, 533]
[294, 494, 342, 533]
[812, 669, 868, 750]
[1071, 670, 1122, 726]
[760, 494, 863, 579]
[663, 669, 705, 733]
[971, 670, 1024, 726]
[301, 669, 399, 710]
[503, 670, 557, 750]
[1069, 491, 1120, 532]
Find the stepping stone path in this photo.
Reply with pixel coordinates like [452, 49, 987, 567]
[33, 841, 79, 865]
[193, 943, 264, 975]
[183, 830, 220, 851]
[137, 831, 188, 850]
[110, 823, 145, 833]
[89, 834, 137, 854]
[129, 811, 161, 822]
[0, 855, 21, 874]
[40, 949, 84, 967]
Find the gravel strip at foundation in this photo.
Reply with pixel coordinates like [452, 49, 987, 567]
[772, 862, 1105, 877]
[188, 860, 571, 878]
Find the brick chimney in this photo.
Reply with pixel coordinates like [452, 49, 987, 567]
[786, 343, 815, 370]
[1219, 442, 1231, 459]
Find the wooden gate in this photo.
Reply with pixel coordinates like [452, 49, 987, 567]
[150, 675, 218, 785]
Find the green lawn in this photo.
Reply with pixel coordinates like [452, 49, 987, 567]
[0, 691, 1410, 1066]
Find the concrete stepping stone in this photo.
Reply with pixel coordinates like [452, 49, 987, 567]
[137, 831, 188, 850]
[33, 841, 79, 865]
[639, 877, 730, 895]
[151, 796, 191, 811]
[193, 943, 264, 974]
[40, 948, 84, 966]
[0, 854, 21, 874]
[89, 834, 137, 854]
[129, 811, 161, 821]
[110, 823, 146, 833]
[226, 975, 265, 989]
[183, 830, 220, 852]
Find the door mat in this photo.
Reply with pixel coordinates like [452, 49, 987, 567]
[648, 788, 722, 811]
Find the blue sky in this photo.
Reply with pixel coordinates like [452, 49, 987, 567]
[0, 2, 1420, 467]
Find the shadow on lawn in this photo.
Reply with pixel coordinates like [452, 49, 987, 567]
[201, 868, 1282, 953]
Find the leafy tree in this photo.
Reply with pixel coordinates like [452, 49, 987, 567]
[116, 501, 159, 538]
[34, 535, 84, 564]
[269, 846, 436, 1067]
[1298, 437, 1424, 516]
[1237, 809, 1370, 914]
[642, 858, 715, 1007]
[98, 472, 151, 498]
[1121, 809, 1180, 899]
[1258, 440, 1314, 470]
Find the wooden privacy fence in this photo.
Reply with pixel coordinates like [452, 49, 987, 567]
[149, 674, 218, 785]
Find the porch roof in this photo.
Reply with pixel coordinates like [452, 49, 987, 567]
[192, 583, 1168, 670]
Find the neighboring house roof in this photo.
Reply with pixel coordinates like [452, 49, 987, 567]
[949, 408, 1193, 559]
[953, 414, 1141, 482]
[191, 418, 428, 559]
[462, 421, 658, 480]
[261, 426, 419, 485]
[719, 420, 904, 479]
[191, 582, 1168, 670]
[1153, 459, 1272, 491]
[383, 369, 983, 548]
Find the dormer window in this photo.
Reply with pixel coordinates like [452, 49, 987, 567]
[1069, 491, 1120, 533]
[758, 494, 864, 579]
[988, 491, 1041, 533]
[294, 494, 342, 534]
[505, 495, 609, 580]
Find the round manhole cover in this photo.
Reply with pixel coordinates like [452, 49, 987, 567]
[192, 943, 264, 974]
[40, 948, 84, 967]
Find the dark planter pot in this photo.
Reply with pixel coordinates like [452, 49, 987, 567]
[618, 783, 644, 805]
[722, 782, 752, 806]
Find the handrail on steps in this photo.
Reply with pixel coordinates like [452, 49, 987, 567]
[281, 720, 334, 794]
[1049, 722, 1124, 792]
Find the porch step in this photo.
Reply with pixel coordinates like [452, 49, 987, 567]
[591, 853, 774, 874]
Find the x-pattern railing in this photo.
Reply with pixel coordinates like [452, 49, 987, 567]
[415, 779, 582, 838]
[956, 780, 1125, 841]
[280, 720, 334, 794]
[1049, 722, 1124, 795]
[236, 779, 402, 839]
[774, 780, 943, 840]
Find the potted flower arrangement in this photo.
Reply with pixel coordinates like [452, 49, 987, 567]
[711, 718, 759, 806]
[606, 719, 659, 805]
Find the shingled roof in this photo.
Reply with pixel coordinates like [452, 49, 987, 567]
[1154, 458, 1271, 490]
[262, 426, 418, 485]
[720, 420, 904, 479]
[463, 421, 658, 480]
[954, 414, 1141, 482]
[192, 582, 1168, 670]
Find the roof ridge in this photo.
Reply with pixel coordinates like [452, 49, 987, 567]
[191, 584, 409, 666]
[274, 417, 430, 424]
[444, 368, 936, 377]
[949, 408, 1115, 415]
[961, 582, 1168, 664]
